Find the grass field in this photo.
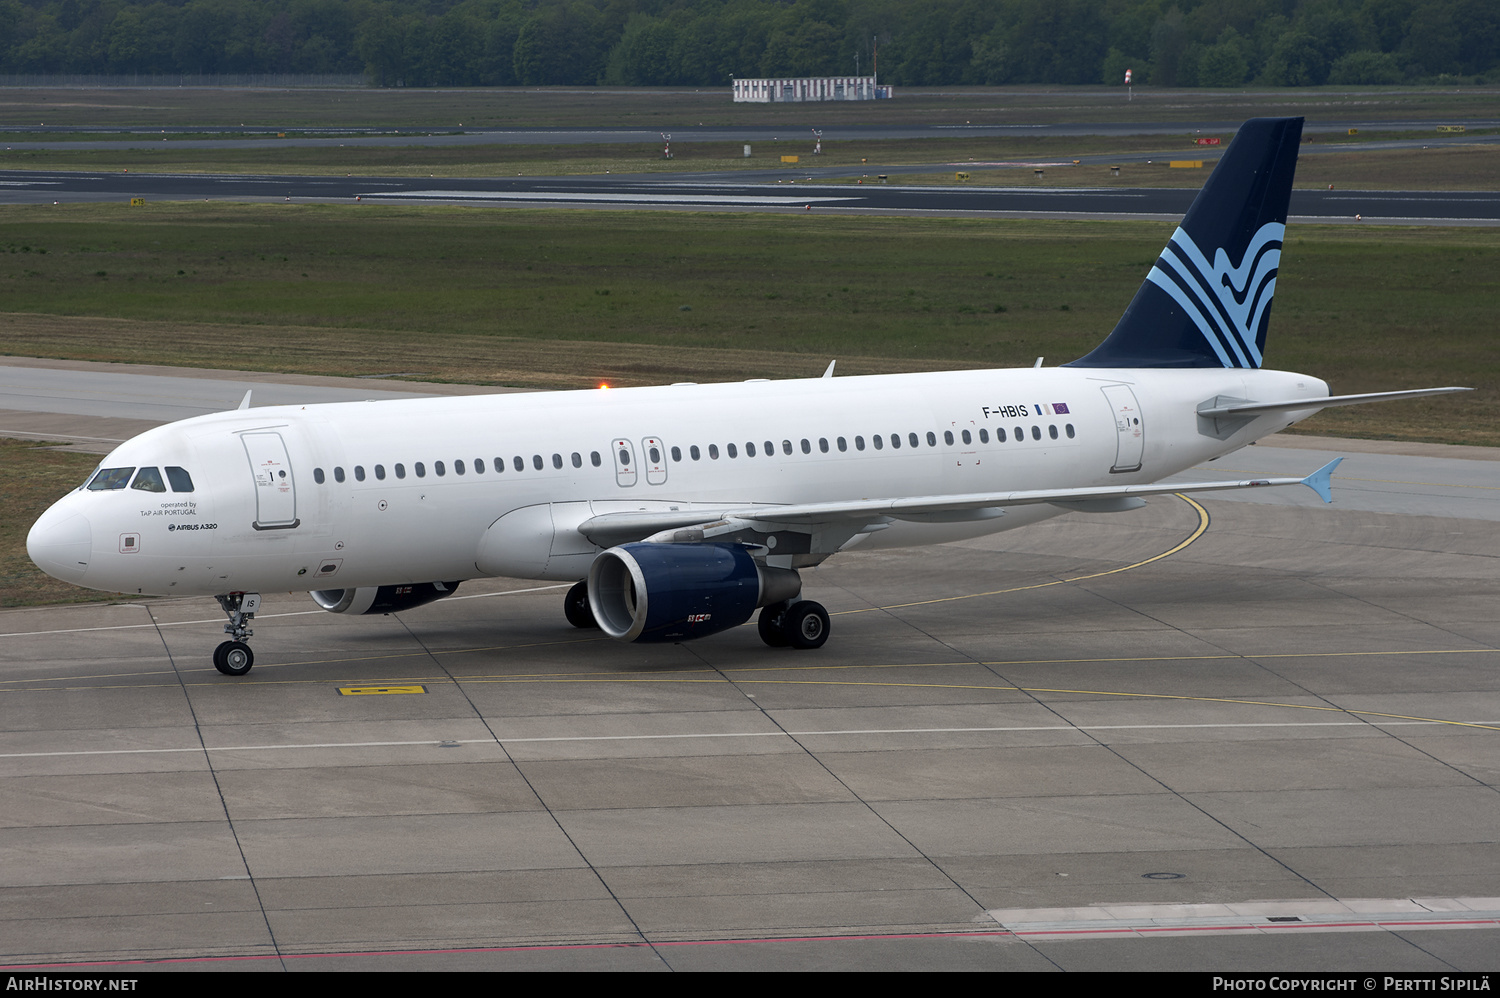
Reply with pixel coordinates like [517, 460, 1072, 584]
[849, 143, 1500, 191]
[0, 438, 103, 607]
[1, 84, 1497, 130]
[0, 202, 1492, 442]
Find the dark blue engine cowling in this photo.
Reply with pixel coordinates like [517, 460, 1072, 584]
[588, 543, 762, 643]
[311, 581, 462, 615]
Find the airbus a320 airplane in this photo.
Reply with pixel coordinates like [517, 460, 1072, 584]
[28, 117, 1466, 676]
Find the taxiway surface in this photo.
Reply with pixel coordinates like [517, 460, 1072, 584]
[1, 364, 1497, 971]
[4, 169, 1498, 224]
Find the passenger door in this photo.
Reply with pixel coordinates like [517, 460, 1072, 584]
[1100, 385, 1145, 474]
[241, 431, 300, 528]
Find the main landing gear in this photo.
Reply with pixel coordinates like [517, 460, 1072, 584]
[213, 592, 260, 676]
[562, 579, 830, 649]
[757, 599, 831, 650]
[564, 580, 599, 629]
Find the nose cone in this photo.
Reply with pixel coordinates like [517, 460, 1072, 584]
[27, 504, 92, 583]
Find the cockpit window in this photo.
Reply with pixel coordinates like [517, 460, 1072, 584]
[165, 467, 195, 492]
[131, 467, 167, 493]
[86, 467, 135, 491]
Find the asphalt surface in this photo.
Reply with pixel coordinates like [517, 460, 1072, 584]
[2, 118, 1497, 148]
[2, 362, 1497, 971]
[4, 168, 1498, 224]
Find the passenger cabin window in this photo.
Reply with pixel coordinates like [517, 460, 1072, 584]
[375, 465, 386, 480]
[415, 462, 426, 478]
[313, 468, 326, 484]
[819, 438, 829, 453]
[552, 454, 563, 469]
[354, 466, 366, 482]
[855, 436, 865, 451]
[891, 434, 901, 449]
[434, 461, 445, 477]
[782, 440, 792, 455]
[1032, 426, 1042, 440]
[514, 456, 524, 472]
[1066, 424, 1076, 438]
[764, 441, 774, 456]
[574, 452, 585, 468]
[960, 430, 970, 445]
[690, 445, 701, 461]
[494, 458, 505, 473]
[727, 443, 738, 458]
[334, 467, 346, 483]
[395, 463, 406, 479]
[837, 437, 847, 452]
[131, 467, 167, 493]
[591, 451, 602, 467]
[872, 435, 883, 450]
[473, 458, 484, 474]
[455, 460, 465, 475]
[1049, 425, 1059, 440]
[165, 466, 195, 492]
[532, 455, 543, 470]
[909, 433, 920, 448]
[708, 444, 719, 459]
[746, 442, 757, 457]
[87, 468, 135, 491]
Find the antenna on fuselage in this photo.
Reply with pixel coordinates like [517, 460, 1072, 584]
[237, 390, 252, 410]
[1034, 357, 1044, 368]
[822, 360, 836, 379]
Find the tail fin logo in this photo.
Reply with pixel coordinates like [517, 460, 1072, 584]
[1146, 221, 1283, 368]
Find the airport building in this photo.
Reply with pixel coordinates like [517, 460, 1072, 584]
[732, 76, 891, 102]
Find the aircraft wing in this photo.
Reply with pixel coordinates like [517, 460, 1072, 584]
[578, 459, 1343, 546]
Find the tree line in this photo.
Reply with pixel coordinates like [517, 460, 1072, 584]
[2, 0, 1495, 87]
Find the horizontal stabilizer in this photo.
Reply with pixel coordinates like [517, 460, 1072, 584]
[1301, 458, 1343, 504]
[1197, 387, 1470, 418]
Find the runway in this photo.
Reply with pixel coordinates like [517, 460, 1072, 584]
[3, 118, 1498, 149]
[2, 363, 1497, 971]
[4, 167, 1498, 224]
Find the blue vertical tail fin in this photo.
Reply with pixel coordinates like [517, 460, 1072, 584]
[1067, 117, 1303, 369]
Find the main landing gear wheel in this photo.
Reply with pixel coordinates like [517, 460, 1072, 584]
[564, 580, 598, 629]
[213, 640, 254, 676]
[758, 602, 791, 647]
[759, 600, 829, 650]
[782, 600, 830, 650]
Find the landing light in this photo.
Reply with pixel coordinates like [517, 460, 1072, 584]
[598, 382, 610, 390]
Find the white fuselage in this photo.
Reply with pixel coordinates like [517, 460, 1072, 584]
[27, 366, 1327, 598]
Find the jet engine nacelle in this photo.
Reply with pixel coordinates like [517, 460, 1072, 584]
[588, 543, 800, 643]
[311, 581, 462, 615]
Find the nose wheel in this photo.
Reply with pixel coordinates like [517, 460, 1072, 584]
[213, 593, 260, 676]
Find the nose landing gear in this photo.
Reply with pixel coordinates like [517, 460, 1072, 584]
[214, 592, 260, 676]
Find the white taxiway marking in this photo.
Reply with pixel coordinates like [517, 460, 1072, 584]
[984, 898, 1500, 938]
[361, 190, 860, 205]
[1, 720, 1491, 759]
